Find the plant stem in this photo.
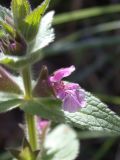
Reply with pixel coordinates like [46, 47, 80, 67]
[22, 66, 32, 99]
[22, 66, 38, 150]
[25, 114, 38, 150]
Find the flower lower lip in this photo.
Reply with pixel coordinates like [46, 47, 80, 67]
[49, 66, 86, 112]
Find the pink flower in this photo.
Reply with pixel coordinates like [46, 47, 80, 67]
[49, 66, 86, 112]
[37, 117, 49, 134]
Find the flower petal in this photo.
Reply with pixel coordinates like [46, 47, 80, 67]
[50, 65, 75, 82]
[48, 66, 86, 113]
[37, 117, 49, 134]
[75, 89, 86, 107]
[62, 89, 86, 112]
[64, 81, 79, 90]
[62, 91, 81, 112]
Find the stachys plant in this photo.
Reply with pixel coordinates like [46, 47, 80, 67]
[0, 0, 120, 159]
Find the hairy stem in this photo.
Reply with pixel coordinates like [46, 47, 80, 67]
[22, 66, 32, 99]
[22, 66, 38, 150]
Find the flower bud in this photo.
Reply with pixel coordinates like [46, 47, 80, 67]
[0, 66, 22, 93]
[0, 32, 27, 56]
[33, 65, 55, 97]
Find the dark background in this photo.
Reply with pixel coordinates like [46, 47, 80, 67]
[0, 0, 120, 159]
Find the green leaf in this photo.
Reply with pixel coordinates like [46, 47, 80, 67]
[11, 0, 31, 27]
[9, 138, 39, 160]
[0, 5, 12, 21]
[65, 92, 120, 134]
[0, 92, 22, 113]
[0, 52, 42, 69]
[20, 0, 51, 41]
[0, 21, 15, 37]
[21, 98, 64, 122]
[0, 98, 22, 113]
[22, 92, 120, 135]
[30, 11, 55, 54]
[0, 29, 5, 38]
[0, 66, 22, 94]
[42, 124, 79, 160]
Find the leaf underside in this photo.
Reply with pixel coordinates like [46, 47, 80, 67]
[30, 11, 55, 53]
[65, 92, 120, 134]
[42, 124, 79, 160]
[22, 91, 120, 135]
